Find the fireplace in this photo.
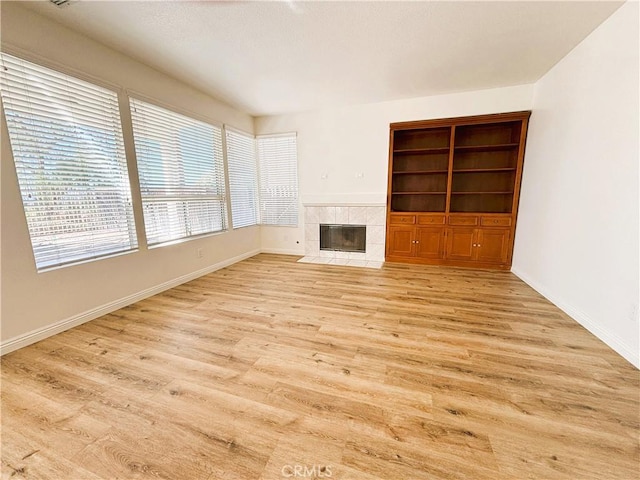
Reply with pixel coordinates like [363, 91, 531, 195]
[320, 224, 366, 253]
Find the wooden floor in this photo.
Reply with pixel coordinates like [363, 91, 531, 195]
[1, 254, 638, 479]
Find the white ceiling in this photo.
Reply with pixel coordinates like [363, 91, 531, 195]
[22, 0, 623, 117]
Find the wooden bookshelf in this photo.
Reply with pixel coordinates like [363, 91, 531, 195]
[385, 111, 531, 270]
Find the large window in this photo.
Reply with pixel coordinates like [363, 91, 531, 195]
[0, 53, 137, 270]
[257, 133, 298, 226]
[129, 98, 227, 245]
[226, 127, 259, 228]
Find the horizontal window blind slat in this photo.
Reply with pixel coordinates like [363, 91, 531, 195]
[0, 53, 138, 270]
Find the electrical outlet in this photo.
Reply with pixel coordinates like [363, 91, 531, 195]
[197, 248, 203, 259]
[630, 303, 639, 323]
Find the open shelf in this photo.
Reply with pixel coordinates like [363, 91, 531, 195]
[393, 126, 451, 151]
[393, 169, 449, 175]
[452, 170, 516, 194]
[451, 191, 513, 195]
[453, 167, 516, 173]
[453, 149, 517, 170]
[393, 172, 447, 195]
[450, 193, 514, 213]
[394, 147, 451, 154]
[391, 193, 446, 212]
[454, 121, 522, 147]
[393, 192, 447, 195]
[454, 143, 519, 153]
[393, 152, 449, 173]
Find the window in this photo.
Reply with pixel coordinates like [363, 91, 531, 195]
[0, 53, 137, 270]
[226, 127, 259, 228]
[129, 98, 226, 245]
[257, 133, 298, 226]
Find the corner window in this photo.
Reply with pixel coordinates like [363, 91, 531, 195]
[256, 133, 298, 226]
[226, 127, 259, 228]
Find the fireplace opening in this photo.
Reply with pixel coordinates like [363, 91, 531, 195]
[320, 224, 366, 253]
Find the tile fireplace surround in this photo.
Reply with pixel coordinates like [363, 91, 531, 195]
[299, 205, 386, 269]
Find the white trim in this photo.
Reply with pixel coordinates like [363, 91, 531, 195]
[0, 249, 261, 356]
[302, 202, 387, 207]
[256, 131, 297, 139]
[224, 124, 254, 137]
[512, 267, 639, 369]
[261, 247, 304, 256]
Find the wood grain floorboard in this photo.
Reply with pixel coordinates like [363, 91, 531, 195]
[1, 253, 638, 479]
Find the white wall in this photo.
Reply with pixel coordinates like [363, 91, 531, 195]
[0, 4, 260, 350]
[513, 1, 639, 367]
[256, 84, 535, 254]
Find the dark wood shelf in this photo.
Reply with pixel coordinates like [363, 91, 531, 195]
[393, 147, 450, 155]
[392, 192, 447, 195]
[454, 143, 519, 152]
[451, 191, 513, 195]
[392, 170, 449, 175]
[453, 167, 516, 173]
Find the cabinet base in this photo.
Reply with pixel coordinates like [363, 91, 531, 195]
[385, 256, 512, 271]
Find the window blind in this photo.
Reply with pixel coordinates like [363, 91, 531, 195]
[129, 98, 227, 245]
[257, 133, 298, 226]
[0, 53, 137, 270]
[226, 127, 259, 228]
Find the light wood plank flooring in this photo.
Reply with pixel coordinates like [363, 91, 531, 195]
[1, 254, 638, 479]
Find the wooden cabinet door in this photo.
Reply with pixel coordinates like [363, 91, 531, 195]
[387, 226, 415, 257]
[445, 228, 476, 261]
[476, 228, 510, 264]
[415, 227, 445, 259]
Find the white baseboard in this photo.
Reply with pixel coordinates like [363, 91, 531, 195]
[512, 267, 639, 369]
[0, 248, 261, 356]
[260, 247, 304, 256]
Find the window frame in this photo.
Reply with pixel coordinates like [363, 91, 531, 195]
[0, 51, 139, 271]
[128, 95, 228, 247]
[256, 132, 299, 227]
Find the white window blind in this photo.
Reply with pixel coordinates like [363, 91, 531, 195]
[0, 53, 137, 270]
[226, 127, 259, 228]
[130, 98, 227, 245]
[257, 133, 298, 226]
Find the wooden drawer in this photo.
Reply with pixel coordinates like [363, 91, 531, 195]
[390, 215, 416, 225]
[418, 215, 445, 225]
[448, 215, 479, 226]
[481, 216, 512, 227]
